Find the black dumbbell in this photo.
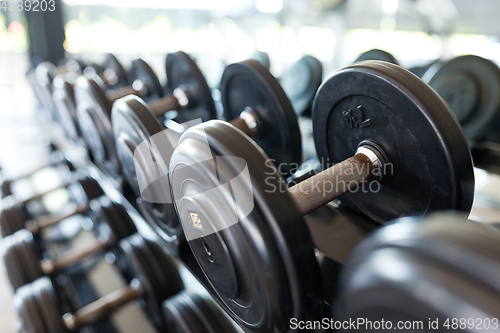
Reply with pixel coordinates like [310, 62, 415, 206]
[354, 48, 399, 65]
[163, 291, 239, 333]
[168, 61, 475, 332]
[51, 54, 130, 144]
[33, 59, 96, 124]
[335, 213, 500, 332]
[419, 55, 500, 143]
[75, 54, 215, 176]
[3, 197, 137, 290]
[280, 55, 323, 117]
[0, 172, 103, 237]
[0, 150, 75, 198]
[14, 233, 185, 332]
[112, 59, 301, 249]
[250, 50, 271, 70]
[356, 50, 500, 144]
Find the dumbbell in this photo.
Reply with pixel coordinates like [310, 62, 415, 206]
[168, 61, 475, 332]
[33, 59, 95, 124]
[336, 213, 500, 332]
[0, 150, 75, 199]
[112, 59, 301, 246]
[356, 50, 500, 143]
[250, 50, 271, 70]
[0, 172, 103, 237]
[14, 233, 185, 332]
[163, 291, 239, 333]
[52, 54, 130, 144]
[75, 53, 215, 175]
[354, 48, 399, 65]
[3, 196, 137, 290]
[280, 55, 323, 116]
[419, 55, 500, 142]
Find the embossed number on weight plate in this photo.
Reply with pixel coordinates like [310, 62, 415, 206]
[343, 105, 371, 128]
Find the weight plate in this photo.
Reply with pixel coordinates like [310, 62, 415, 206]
[422, 55, 500, 142]
[165, 51, 217, 123]
[32, 277, 68, 333]
[337, 214, 500, 328]
[14, 230, 44, 285]
[112, 96, 180, 239]
[169, 120, 322, 332]
[52, 74, 80, 143]
[27, 69, 46, 112]
[75, 76, 121, 174]
[67, 173, 104, 207]
[221, 60, 302, 177]
[105, 53, 129, 88]
[313, 61, 474, 223]
[280, 55, 323, 116]
[1, 198, 29, 237]
[35, 62, 59, 123]
[131, 59, 164, 102]
[408, 60, 438, 78]
[0, 177, 13, 198]
[93, 197, 137, 245]
[163, 291, 238, 333]
[119, 234, 184, 330]
[3, 233, 30, 290]
[14, 282, 48, 333]
[354, 49, 399, 65]
[250, 51, 270, 70]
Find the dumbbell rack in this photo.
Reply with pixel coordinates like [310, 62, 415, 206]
[41, 104, 383, 327]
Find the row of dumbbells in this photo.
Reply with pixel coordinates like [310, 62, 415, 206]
[0, 159, 240, 332]
[15, 47, 500, 333]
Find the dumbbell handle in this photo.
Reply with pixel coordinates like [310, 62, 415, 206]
[63, 279, 143, 330]
[289, 151, 378, 215]
[26, 204, 89, 235]
[40, 237, 108, 274]
[147, 95, 181, 116]
[107, 86, 140, 104]
[229, 110, 259, 137]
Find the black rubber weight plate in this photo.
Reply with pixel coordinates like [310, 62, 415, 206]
[32, 277, 68, 333]
[119, 234, 184, 329]
[75, 76, 121, 173]
[67, 173, 104, 207]
[422, 55, 500, 142]
[280, 55, 323, 116]
[337, 214, 500, 327]
[169, 120, 322, 332]
[162, 291, 237, 333]
[14, 282, 47, 333]
[312, 61, 474, 223]
[250, 51, 270, 70]
[131, 59, 164, 102]
[354, 49, 399, 65]
[52, 74, 80, 143]
[220, 60, 302, 177]
[15, 230, 44, 285]
[0, 177, 13, 197]
[111, 96, 180, 238]
[0, 198, 28, 236]
[94, 197, 137, 244]
[105, 53, 129, 87]
[166, 51, 216, 123]
[3, 233, 30, 290]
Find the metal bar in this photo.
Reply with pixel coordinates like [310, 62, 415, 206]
[289, 154, 374, 215]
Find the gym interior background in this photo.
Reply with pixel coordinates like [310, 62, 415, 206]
[1, 0, 500, 332]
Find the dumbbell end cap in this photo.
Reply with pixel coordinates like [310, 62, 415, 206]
[63, 313, 76, 330]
